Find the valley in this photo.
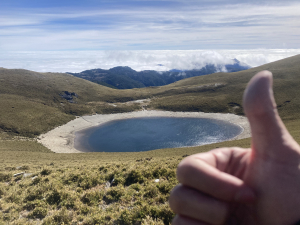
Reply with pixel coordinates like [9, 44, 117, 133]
[0, 54, 300, 224]
[68, 59, 250, 89]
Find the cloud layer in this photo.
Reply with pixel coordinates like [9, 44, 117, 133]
[1, 49, 299, 73]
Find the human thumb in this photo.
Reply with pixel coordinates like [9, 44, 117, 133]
[243, 71, 300, 161]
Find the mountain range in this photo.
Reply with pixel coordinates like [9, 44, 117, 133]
[68, 59, 250, 89]
[1, 55, 299, 138]
[1, 54, 300, 225]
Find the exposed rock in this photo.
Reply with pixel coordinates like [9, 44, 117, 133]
[13, 172, 25, 177]
[105, 178, 115, 188]
[31, 176, 38, 180]
[105, 181, 111, 188]
[13, 172, 33, 178]
[59, 91, 78, 103]
[23, 173, 33, 178]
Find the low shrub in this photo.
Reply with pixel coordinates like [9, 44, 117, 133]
[0, 173, 11, 182]
[40, 168, 52, 176]
[42, 207, 73, 225]
[46, 189, 61, 205]
[81, 189, 103, 206]
[17, 165, 30, 170]
[31, 176, 41, 185]
[129, 183, 142, 191]
[0, 185, 5, 197]
[157, 181, 174, 195]
[28, 207, 48, 219]
[25, 188, 44, 202]
[23, 199, 46, 211]
[0, 157, 180, 224]
[144, 184, 159, 199]
[103, 185, 125, 204]
[59, 191, 80, 209]
[142, 215, 164, 225]
[125, 169, 146, 186]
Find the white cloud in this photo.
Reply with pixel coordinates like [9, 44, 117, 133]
[1, 49, 299, 73]
[0, 2, 299, 51]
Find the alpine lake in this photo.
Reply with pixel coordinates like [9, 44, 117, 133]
[74, 117, 242, 152]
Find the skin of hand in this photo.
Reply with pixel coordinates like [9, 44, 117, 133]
[169, 71, 300, 225]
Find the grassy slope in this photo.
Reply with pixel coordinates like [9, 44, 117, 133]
[1, 55, 299, 137]
[0, 68, 150, 136]
[0, 55, 300, 224]
[149, 54, 300, 120]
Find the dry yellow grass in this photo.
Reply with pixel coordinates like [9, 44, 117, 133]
[0, 54, 300, 224]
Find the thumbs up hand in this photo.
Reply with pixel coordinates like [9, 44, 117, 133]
[169, 71, 300, 225]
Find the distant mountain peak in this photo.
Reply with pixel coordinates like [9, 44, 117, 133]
[69, 59, 250, 89]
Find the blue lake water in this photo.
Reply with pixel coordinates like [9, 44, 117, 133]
[74, 117, 242, 152]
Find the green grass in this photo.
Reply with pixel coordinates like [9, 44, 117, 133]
[0, 94, 74, 137]
[0, 68, 148, 136]
[0, 137, 255, 224]
[149, 55, 300, 121]
[0, 157, 178, 224]
[1, 55, 300, 136]
[0, 54, 300, 224]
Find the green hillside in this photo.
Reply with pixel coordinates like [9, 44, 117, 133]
[0, 55, 300, 224]
[149, 54, 300, 121]
[0, 68, 148, 137]
[1, 54, 300, 137]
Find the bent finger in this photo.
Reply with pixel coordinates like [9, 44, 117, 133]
[172, 215, 211, 225]
[169, 184, 229, 224]
[177, 148, 255, 203]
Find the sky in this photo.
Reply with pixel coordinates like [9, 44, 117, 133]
[0, 0, 300, 72]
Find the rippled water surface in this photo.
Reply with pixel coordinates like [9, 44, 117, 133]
[75, 117, 242, 152]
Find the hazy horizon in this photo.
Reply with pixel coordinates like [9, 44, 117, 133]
[1, 1, 299, 73]
[1, 49, 300, 73]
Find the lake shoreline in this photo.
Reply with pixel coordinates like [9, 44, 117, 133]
[38, 110, 251, 153]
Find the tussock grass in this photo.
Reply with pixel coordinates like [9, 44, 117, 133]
[0, 68, 149, 136]
[149, 55, 300, 120]
[0, 94, 74, 137]
[1, 55, 300, 136]
[0, 137, 256, 224]
[0, 157, 179, 224]
[0, 54, 300, 224]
